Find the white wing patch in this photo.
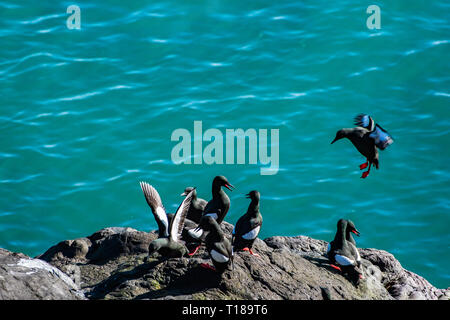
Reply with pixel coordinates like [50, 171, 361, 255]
[242, 226, 260, 240]
[335, 254, 355, 266]
[210, 249, 229, 263]
[156, 206, 169, 235]
[204, 213, 218, 219]
[188, 228, 203, 239]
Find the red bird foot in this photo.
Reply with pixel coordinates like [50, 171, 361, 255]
[242, 247, 260, 257]
[188, 245, 201, 256]
[200, 263, 216, 271]
[330, 264, 342, 272]
[359, 162, 369, 170]
[361, 171, 370, 179]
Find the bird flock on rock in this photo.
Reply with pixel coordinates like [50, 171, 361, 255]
[138, 114, 393, 285]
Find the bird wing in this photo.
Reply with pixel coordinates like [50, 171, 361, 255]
[242, 215, 262, 239]
[348, 127, 370, 139]
[335, 254, 356, 266]
[169, 188, 194, 243]
[354, 114, 375, 131]
[369, 124, 394, 150]
[210, 248, 230, 263]
[233, 214, 248, 237]
[211, 241, 231, 263]
[139, 181, 169, 236]
[242, 225, 261, 240]
[348, 242, 361, 264]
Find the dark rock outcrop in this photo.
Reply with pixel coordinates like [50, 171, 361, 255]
[28, 221, 448, 300]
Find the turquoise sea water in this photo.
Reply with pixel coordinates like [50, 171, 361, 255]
[0, 1, 449, 288]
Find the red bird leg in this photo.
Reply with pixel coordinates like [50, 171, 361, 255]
[246, 248, 260, 257]
[188, 245, 201, 256]
[200, 263, 216, 271]
[361, 163, 371, 179]
[359, 160, 369, 170]
[330, 264, 342, 272]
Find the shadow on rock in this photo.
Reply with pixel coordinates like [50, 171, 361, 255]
[86, 259, 164, 299]
[134, 264, 223, 300]
[303, 254, 361, 286]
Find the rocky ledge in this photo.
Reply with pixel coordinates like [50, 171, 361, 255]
[1, 222, 448, 300]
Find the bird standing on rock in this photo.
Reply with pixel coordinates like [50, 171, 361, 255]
[327, 219, 363, 283]
[331, 114, 394, 178]
[139, 182, 195, 258]
[202, 175, 234, 224]
[232, 190, 263, 257]
[327, 219, 360, 253]
[187, 176, 234, 254]
[198, 216, 233, 273]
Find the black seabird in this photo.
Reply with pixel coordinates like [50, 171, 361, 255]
[187, 175, 234, 249]
[232, 190, 263, 256]
[181, 187, 207, 224]
[198, 216, 233, 273]
[327, 219, 363, 283]
[140, 181, 195, 258]
[326, 219, 360, 253]
[203, 175, 234, 224]
[331, 114, 394, 178]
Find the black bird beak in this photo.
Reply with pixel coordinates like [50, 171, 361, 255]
[224, 183, 235, 191]
[351, 229, 360, 237]
[245, 193, 251, 199]
[331, 137, 338, 144]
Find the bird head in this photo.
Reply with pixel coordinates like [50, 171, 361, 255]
[331, 129, 346, 144]
[245, 190, 260, 201]
[213, 175, 235, 191]
[346, 220, 360, 237]
[181, 187, 196, 197]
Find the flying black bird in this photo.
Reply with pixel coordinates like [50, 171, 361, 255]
[331, 114, 394, 178]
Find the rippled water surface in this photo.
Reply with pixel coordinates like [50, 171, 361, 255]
[0, 1, 449, 288]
